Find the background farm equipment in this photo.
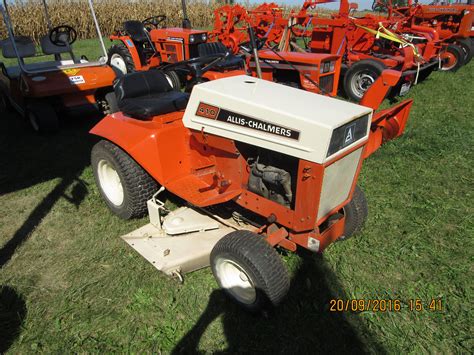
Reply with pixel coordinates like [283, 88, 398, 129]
[393, 0, 473, 67]
[106, 0, 245, 88]
[0, 0, 116, 133]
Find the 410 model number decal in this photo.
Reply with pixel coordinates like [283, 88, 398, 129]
[196, 102, 300, 141]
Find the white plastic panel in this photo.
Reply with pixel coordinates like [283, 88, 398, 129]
[183, 76, 372, 164]
[317, 147, 363, 221]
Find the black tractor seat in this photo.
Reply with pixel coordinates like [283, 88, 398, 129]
[197, 42, 244, 71]
[114, 70, 189, 120]
[123, 20, 150, 43]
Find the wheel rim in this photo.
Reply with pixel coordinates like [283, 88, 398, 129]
[97, 159, 124, 206]
[214, 257, 257, 305]
[350, 71, 376, 99]
[440, 52, 457, 71]
[110, 54, 128, 74]
[28, 112, 39, 132]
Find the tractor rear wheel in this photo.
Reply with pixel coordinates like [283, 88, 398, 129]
[26, 101, 59, 134]
[107, 43, 136, 75]
[340, 185, 368, 240]
[457, 39, 472, 65]
[440, 44, 465, 71]
[210, 230, 290, 312]
[91, 140, 158, 219]
[343, 59, 387, 102]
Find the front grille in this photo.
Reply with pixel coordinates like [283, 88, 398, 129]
[317, 147, 363, 221]
[319, 74, 334, 93]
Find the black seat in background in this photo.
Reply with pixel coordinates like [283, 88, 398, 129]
[114, 70, 189, 120]
[123, 20, 149, 43]
[197, 42, 244, 71]
[1, 36, 36, 59]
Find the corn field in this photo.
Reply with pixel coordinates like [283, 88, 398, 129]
[0, 0, 335, 43]
[0, 0, 229, 41]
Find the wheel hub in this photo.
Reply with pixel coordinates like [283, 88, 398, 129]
[440, 52, 456, 71]
[351, 72, 375, 99]
[97, 159, 124, 206]
[110, 54, 128, 74]
[214, 257, 256, 304]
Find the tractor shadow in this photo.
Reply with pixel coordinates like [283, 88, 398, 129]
[0, 110, 97, 268]
[0, 285, 27, 353]
[173, 251, 386, 354]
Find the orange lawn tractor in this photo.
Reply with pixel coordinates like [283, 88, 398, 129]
[106, 0, 245, 89]
[287, 0, 446, 101]
[393, 0, 474, 68]
[0, 0, 117, 133]
[90, 68, 392, 311]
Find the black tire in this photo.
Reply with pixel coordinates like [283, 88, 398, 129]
[416, 64, 435, 84]
[340, 185, 368, 240]
[0, 90, 10, 112]
[163, 70, 181, 91]
[104, 92, 120, 114]
[440, 44, 465, 71]
[343, 59, 387, 102]
[26, 101, 59, 134]
[91, 140, 158, 219]
[107, 43, 136, 75]
[210, 230, 290, 312]
[457, 39, 472, 65]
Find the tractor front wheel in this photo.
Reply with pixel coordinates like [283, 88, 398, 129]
[340, 185, 368, 240]
[211, 230, 290, 312]
[107, 43, 136, 75]
[91, 140, 158, 219]
[457, 39, 472, 65]
[343, 59, 386, 102]
[26, 101, 59, 134]
[440, 44, 465, 71]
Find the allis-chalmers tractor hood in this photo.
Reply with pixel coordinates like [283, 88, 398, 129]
[183, 75, 373, 164]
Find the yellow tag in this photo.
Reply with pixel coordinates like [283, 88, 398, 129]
[63, 69, 80, 76]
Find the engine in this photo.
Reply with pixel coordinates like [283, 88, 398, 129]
[248, 158, 293, 208]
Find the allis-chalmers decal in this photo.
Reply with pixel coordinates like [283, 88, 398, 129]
[196, 102, 300, 140]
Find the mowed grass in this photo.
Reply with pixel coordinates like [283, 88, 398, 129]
[0, 42, 473, 352]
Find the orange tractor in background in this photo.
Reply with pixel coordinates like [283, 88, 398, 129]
[246, 0, 444, 101]
[393, 0, 473, 67]
[106, 1, 246, 90]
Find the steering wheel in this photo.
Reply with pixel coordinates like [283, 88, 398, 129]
[49, 25, 77, 46]
[142, 15, 167, 29]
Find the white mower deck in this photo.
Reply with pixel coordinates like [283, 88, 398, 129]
[121, 195, 252, 278]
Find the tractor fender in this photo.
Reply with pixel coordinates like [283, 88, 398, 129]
[90, 113, 189, 186]
[360, 69, 401, 110]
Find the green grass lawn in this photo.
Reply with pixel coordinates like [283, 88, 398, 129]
[0, 45, 473, 352]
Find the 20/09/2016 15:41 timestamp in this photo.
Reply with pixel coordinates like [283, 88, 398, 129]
[329, 299, 444, 312]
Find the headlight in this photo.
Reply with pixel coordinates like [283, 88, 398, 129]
[329, 61, 335, 72]
[189, 35, 195, 43]
[201, 33, 207, 41]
